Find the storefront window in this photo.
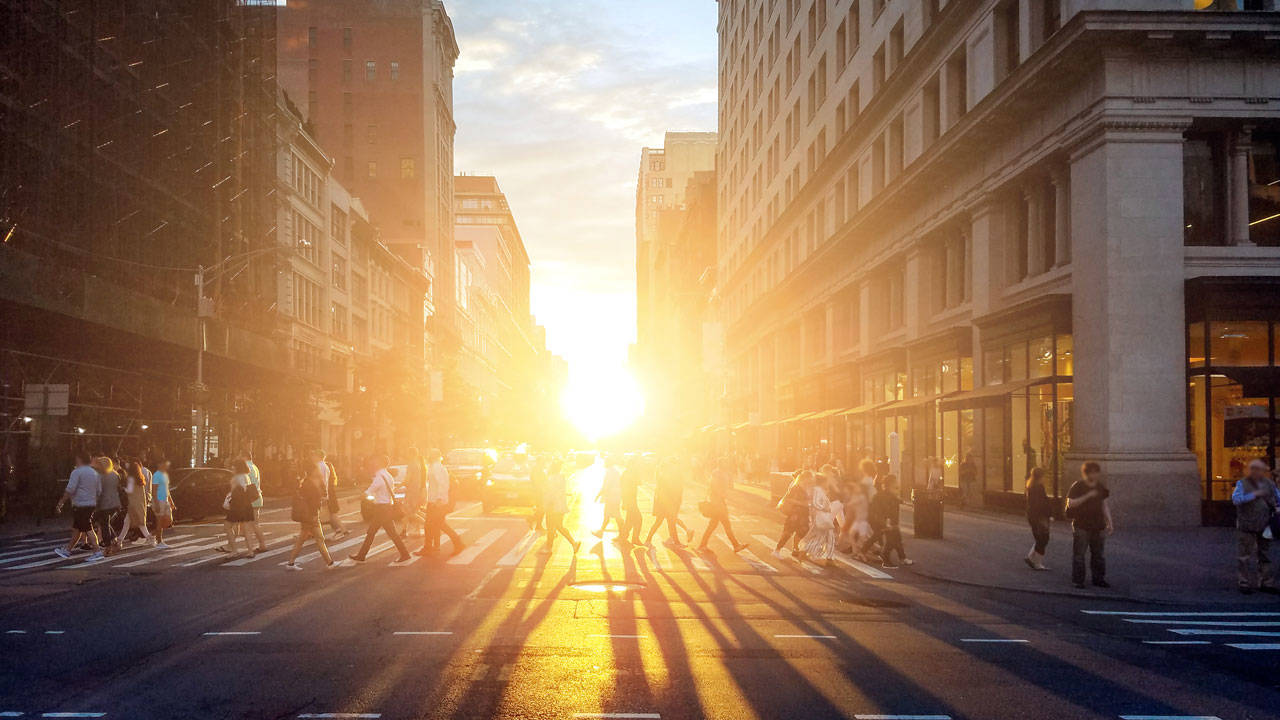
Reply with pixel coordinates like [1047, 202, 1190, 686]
[1249, 131, 1280, 247]
[941, 411, 959, 487]
[1210, 375, 1270, 501]
[1188, 322, 1206, 368]
[1054, 383, 1073, 497]
[1184, 134, 1226, 247]
[1011, 393, 1029, 494]
[1055, 334, 1073, 376]
[940, 359, 959, 393]
[983, 347, 1005, 386]
[960, 356, 974, 390]
[1030, 336, 1053, 379]
[1008, 340, 1029, 382]
[983, 406, 1006, 492]
[1210, 322, 1270, 366]
[1188, 376, 1208, 494]
[960, 409, 975, 480]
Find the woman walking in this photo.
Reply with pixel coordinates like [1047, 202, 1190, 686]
[799, 471, 839, 567]
[217, 459, 256, 557]
[772, 470, 813, 559]
[1025, 467, 1053, 571]
[644, 458, 693, 547]
[151, 460, 175, 548]
[119, 461, 154, 547]
[348, 455, 411, 564]
[593, 457, 625, 538]
[539, 459, 581, 555]
[93, 457, 123, 557]
[285, 463, 336, 570]
[696, 458, 749, 555]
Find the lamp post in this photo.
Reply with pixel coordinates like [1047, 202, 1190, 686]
[191, 246, 287, 467]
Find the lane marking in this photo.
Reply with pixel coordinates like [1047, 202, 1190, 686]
[1119, 716, 1224, 719]
[853, 716, 951, 720]
[297, 715, 381, 719]
[202, 631, 261, 636]
[587, 634, 646, 639]
[571, 715, 661, 719]
[0, 712, 23, 717]
[774, 634, 836, 639]
[960, 638, 1029, 644]
[1144, 641, 1212, 645]
[497, 530, 539, 567]
[1169, 629, 1280, 637]
[1225, 643, 1280, 650]
[465, 567, 502, 601]
[834, 554, 893, 579]
[41, 715, 107, 718]
[1123, 620, 1280, 627]
[43, 631, 64, 635]
[6, 630, 27, 634]
[447, 528, 505, 565]
[1084, 611, 1280, 617]
[392, 631, 452, 636]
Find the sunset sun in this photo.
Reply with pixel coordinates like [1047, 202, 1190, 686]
[561, 366, 645, 440]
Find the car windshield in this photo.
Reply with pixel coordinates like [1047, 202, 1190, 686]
[446, 449, 490, 466]
[492, 454, 530, 476]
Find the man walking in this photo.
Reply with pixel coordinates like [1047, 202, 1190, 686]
[53, 453, 104, 562]
[1066, 461, 1113, 589]
[1232, 459, 1280, 595]
[418, 449, 464, 557]
[236, 450, 269, 554]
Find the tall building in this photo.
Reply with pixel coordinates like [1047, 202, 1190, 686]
[634, 132, 717, 419]
[276, 0, 459, 360]
[0, 0, 280, 476]
[713, 0, 1280, 525]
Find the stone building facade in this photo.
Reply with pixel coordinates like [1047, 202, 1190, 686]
[713, 0, 1280, 525]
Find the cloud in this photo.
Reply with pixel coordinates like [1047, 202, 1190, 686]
[449, 0, 717, 374]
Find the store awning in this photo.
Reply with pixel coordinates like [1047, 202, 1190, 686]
[730, 421, 751, 431]
[840, 399, 894, 417]
[876, 391, 960, 415]
[937, 379, 1037, 412]
[807, 406, 851, 420]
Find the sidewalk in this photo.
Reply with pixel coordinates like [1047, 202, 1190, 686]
[724, 478, 1275, 605]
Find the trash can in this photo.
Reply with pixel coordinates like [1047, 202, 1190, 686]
[913, 489, 944, 539]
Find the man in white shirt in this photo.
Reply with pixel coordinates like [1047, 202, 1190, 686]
[54, 453, 104, 561]
[418, 449, 464, 557]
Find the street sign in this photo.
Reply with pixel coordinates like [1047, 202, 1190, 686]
[23, 383, 70, 416]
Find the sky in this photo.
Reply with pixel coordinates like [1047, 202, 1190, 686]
[450, 0, 718, 385]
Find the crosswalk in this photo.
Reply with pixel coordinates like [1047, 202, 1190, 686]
[0, 519, 897, 583]
[1084, 609, 1280, 651]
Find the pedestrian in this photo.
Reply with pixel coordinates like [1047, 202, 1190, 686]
[418, 449, 464, 557]
[843, 481, 872, 552]
[119, 460, 154, 547]
[320, 452, 348, 539]
[772, 470, 813, 559]
[527, 455, 548, 531]
[1231, 459, 1280, 595]
[696, 458, 749, 554]
[1065, 461, 1112, 589]
[285, 462, 336, 570]
[1024, 467, 1053, 571]
[151, 459, 175, 548]
[93, 457, 123, 556]
[863, 474, 913, 568]
[644, 458, 693, 547]
[349, 454, 411, 564]
[617, 457, 644, 546]
[218, 459, 256, 557]
[857, 458, 877, 499]
[539, 458, 580, 555]
[53, 453, 104, 562]
[403, 447, 426, 538]
[236, 450, 269, 555]
[799, 470, 840, 567]
[593, 457, 625, 538]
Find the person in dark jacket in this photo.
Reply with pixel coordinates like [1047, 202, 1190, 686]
[1232, 459, 1280, 595]
[285, 462, 335, 570]
[1024, 467, 1053, 571]
[862, 475, 913, 569]
[1065, 461, 1112, 589]
[772, 470, 814, 559]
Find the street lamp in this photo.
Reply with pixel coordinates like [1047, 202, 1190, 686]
[191, 245, 289, 467]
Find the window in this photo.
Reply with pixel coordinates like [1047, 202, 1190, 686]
[1248, 130, 1280, 246]
[343, 59, 352, 83]
[923, 74, 941, 145]
[945, 47, 967, 127]
[650, 195, 663, 205]
[343, 92, 353, 115]
[648, 177, 664, 188]
[332, 255, 347, 290]
[308, 59, 318, 82]
[1184, 133, 1226, 246]
[331, 206, 347, 246]
[291, 153, 320, 205]
[293, 210, 320, 264]
[367, 161, 377, 178]
[401, 157, 415, 179]
[889, 19, 904, 75]
[390, 61, 400, 81]
[365, 60, 376, 81]
[999, 0, 1021, 79]
[342, 123, 353, 145]
[848, 1, 860, 53]
[332, 303, 348, 339]
[293, 273, 322, 328]
[650, 157, 665, 171]
[342, 27, 352, 49]
[366, 124, 377, 144]
[308, 27, 317, 49]
[872, 45, 886, 93]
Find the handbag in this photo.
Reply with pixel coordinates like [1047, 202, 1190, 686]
[698, 500, 713, 518]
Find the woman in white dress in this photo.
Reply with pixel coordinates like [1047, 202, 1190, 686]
[800, 471, 839, 566]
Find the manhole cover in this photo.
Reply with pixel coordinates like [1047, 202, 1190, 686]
[570, 581, 646, 593]
[840, 597, 909, 609]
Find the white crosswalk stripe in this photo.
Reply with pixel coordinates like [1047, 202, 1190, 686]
[285, 535, 367, 566]
[834, 555, 894, 579]
[59, 535, 203, 569]
[497, 530, 539, 567]
[5, 535, 193, 570]
[717, 537, 776, 573]
[117, 537, 233, 567]
[448, 529, 505, 565]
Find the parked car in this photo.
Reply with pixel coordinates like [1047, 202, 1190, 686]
[168, 467, 234, 522]
[480, 453, 537, 513]
[444, 447, 496, 499]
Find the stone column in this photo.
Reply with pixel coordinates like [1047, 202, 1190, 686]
[1066, 117, 1200, 527]
[824, 302, 836, 367]
[1229, 127, 1253, 247]
[1051, 167, 1071, 267]
[857, 281, 873, 351]
[903, 246, 924, 340]
[1025, 185, 1046, 277]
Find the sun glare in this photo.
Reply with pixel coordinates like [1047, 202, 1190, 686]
[561, 366, 645, 440]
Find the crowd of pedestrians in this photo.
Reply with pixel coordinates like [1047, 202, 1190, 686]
[53, 452, 174, 562]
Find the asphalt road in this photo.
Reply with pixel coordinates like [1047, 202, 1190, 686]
[1, 467, 1278, 720]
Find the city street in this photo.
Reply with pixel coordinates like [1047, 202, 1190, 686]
[1, 469, 1277, 720]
